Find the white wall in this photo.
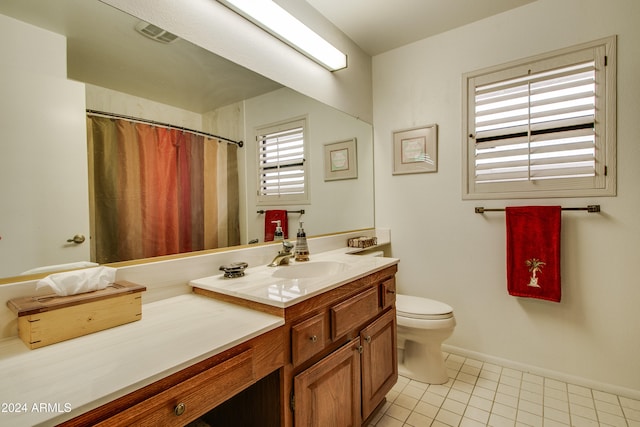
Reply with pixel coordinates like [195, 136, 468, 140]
[0, 13, 66, 77]
[373, 0, 640, 395]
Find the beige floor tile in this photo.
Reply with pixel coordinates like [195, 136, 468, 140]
[373, 354, 636, 427]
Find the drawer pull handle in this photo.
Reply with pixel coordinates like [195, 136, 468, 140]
[365, 335, 372, 343]
[174, 402, 186, 416]
[309, 335, 318, 342]
[386, 289, 396, 294]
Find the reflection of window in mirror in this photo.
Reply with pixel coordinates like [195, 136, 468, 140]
[257, 118, 308, 204]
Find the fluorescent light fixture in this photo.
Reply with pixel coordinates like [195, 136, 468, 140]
[219, 0, 347, 71]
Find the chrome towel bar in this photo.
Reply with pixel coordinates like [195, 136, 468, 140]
[475, 205, 601, 214]
[257, 209, 305, 214]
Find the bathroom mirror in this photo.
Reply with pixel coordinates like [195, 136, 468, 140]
[0, 0, 374, 280]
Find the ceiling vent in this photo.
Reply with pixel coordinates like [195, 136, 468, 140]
[135, 21, 179, 44]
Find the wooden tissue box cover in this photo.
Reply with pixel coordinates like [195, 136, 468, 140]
[7, 281, 146, 349]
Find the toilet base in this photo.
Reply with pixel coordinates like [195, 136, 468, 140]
[399, 340, 449, 384]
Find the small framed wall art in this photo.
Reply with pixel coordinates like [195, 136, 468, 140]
[392, 124, 438, 175]
[323, 138, 357, 181]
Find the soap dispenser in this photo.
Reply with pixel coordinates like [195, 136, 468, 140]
[294, 221, 310, 261]
[272, 220, 284, 241]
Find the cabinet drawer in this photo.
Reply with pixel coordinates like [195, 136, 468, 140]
[292, 313, 327, 366]
[97, 349, 254, 426]
[381, 277, 396, 309]
[330, 287, 379, 339]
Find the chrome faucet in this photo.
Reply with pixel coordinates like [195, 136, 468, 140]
[268, 241, 294, 267]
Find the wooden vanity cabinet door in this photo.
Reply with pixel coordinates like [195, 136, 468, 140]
[293, 337, 361, 427]
[291, 312, 326, 366]
[95, 349, 254, 426]
[330, 286, 379, 339]
[360, 308, 398, 420]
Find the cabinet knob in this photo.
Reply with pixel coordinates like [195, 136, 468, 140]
[174, 402, 186, 416]
[364, 336, 372, 343]
[309, 335, 318, 342]
[386, 289, 396, 294]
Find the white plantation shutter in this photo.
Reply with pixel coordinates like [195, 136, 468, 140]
[475, 61, 596, 182]
[463, 36, 616, 199]
[257, 119, 308, 202]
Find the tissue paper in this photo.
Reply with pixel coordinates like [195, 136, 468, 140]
[36, 266, 116, 296]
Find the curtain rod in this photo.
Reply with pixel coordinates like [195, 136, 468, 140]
[86, 109, 243, 147]
[475, 205, 601, 214]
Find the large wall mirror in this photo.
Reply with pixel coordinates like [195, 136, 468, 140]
[0, 0, 374, 280]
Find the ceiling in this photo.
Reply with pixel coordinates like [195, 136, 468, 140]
[306, 0, 537, 56]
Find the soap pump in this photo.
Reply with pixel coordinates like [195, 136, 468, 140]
[272, 220, 284, 241]
[294, 221, 310, 261]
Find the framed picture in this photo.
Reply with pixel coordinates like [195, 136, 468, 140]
[392, 124, 438, 175]
[323, 138, 357, 181]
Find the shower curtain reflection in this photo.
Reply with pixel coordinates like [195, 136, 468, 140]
[87, 116, 240, 264]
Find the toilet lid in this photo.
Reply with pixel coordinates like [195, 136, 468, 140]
[396, 294, 453, 320]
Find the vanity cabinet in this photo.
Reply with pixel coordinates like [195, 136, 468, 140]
[192, 262, 399, 426]
[287, 265, 398, 426]
[292, 307, 397, 427]
[93, 349, 254, 427]
[59, 326, 285, 427]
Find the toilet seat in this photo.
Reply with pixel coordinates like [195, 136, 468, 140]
[397, 294, 453, 320]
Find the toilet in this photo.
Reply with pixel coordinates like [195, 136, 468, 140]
[396, 294, 456, 384]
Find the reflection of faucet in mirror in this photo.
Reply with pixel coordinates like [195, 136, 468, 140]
[268, 241, 295, 267]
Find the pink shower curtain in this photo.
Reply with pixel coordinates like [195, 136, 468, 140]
[87, 116, 240, 264]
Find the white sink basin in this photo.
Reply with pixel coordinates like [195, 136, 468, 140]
[272, 261, 347, 279]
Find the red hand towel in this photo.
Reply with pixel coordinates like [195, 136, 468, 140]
[506, 206, 561, 302]
[264, 210, 288, 242]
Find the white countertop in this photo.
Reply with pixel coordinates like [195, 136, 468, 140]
[0, 293, 284, 427]
[189, 249, 399, 307]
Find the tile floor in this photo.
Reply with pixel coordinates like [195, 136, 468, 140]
[368, 352, 640, 427]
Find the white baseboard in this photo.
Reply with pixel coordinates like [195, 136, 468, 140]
[442, 344, 640, 401]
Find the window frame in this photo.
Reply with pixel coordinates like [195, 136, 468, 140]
[462, 36, 616, 200]
[256, 117, 309, 205]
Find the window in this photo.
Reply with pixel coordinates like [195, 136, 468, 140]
[462, 36, 616, 199]
[257, 118, 308, 203]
